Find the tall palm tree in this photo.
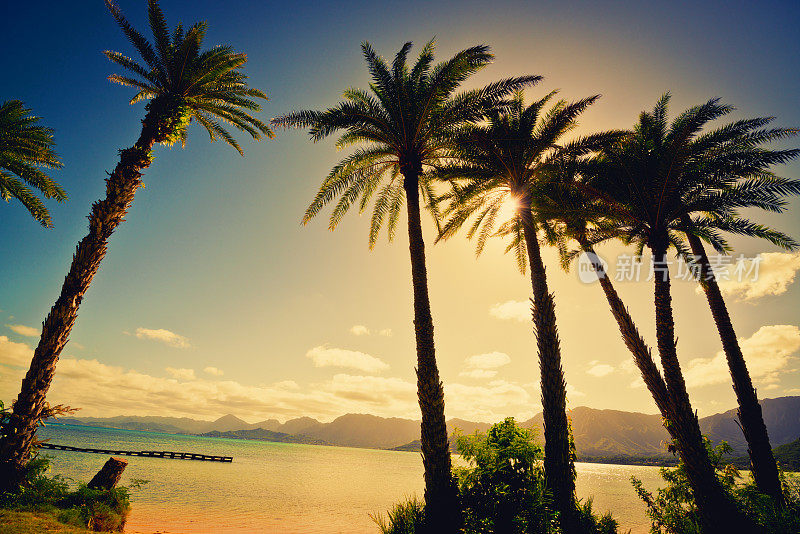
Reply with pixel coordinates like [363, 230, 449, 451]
[586, 94, 798, 531]
[433, 91, 619, 528]
[670, 110, 798, 506]
[0, 100, 66, 227]
[271, 41, 538, 531]
[538, 156, 674, 420]
[0, 0, 271, 491]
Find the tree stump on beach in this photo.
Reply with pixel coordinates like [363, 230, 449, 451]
[88, 457, 128, 490]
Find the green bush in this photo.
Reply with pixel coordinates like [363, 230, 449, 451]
[455, 418, 557, 533]
[632, 439, 800, 534]
[0, 454, 133, 532]
[375, 418, 618, 533]
[373, 497, 425, 534]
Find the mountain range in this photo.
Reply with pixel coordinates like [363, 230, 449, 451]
[57, 396, 800, 460]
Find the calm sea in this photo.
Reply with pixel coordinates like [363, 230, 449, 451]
[38, 423, 663, 533]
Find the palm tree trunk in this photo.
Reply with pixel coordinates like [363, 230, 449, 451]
[402, 173, 459, 532]
[0, 110, 163, 492]
[650, 245, 758, 533]
[519, 207, 575, 528]
[682, 225, 783, 505]
[578, 246, 671, 414]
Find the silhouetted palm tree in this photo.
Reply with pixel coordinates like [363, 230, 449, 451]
[433, 91, 620, 528]
[669, 108, 798, 507]
[586, 94, 798, 531]
[538, 156, 674, 428]
[0, 100, 65, 226]
[271, 41, 538, 531]
[0, 0, 271, 491]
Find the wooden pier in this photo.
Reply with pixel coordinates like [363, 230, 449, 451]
[39, 443, 233, 462]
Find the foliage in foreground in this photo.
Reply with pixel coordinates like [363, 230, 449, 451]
[0, 455, 135, 532]
[375, 418, 618, 533]
[632, 440, 800, 534]
[0, 510, 93, 533]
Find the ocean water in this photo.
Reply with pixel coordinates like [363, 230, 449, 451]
[37, 424, 664, 533]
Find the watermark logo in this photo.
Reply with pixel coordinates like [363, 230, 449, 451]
[577, 251, 608, 284]
[575, 252, 763, 284]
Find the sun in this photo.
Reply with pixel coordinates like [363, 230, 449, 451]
[498, 195, 521, 221]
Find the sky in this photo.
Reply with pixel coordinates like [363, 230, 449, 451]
[1, 0, 800, 424]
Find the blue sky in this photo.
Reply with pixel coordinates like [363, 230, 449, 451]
[1, 0, 799, 422]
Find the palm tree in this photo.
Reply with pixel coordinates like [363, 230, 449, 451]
[0, 100, 66, 227]
[271, 41, 538, 531]
[586, 94, 798, 531]
[0, 0, 271, 491]
[670, 111, 799, 507]
[433, 92, 619, 528]
[540, 156, 679, 408]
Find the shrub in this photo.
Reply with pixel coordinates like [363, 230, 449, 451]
[375, 418, 618, 533]
[455, 418, 557, 533]
[0, 453, 133, 532]
[373, 497, 425, 534]
[632, 439, 800, 534]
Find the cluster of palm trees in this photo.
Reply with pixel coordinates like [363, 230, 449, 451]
[1, 1, 798, 533]
[272, 43, 799, 533]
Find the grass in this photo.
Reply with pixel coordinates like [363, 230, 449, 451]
[0, 510, 92, 533]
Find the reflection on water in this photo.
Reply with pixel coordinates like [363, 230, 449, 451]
[39, 424, 663, 533]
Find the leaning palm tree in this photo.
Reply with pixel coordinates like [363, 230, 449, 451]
[0, 100, 66, 227]
[0, 0, 271, 491]
[539, 156, 676, 434]
[586, 94, 798, 531]
[666, 106, 798, 507]
[271, 41, 538, 531]
[433, 91, 620, 528]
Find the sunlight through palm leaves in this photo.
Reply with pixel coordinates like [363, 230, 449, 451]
[433, 90, 622, 529]
[272, 40, 539, 531]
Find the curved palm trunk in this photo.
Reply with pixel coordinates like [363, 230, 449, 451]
[650, 247, 758, 533]
[579, 247, 671, 414]
[682, 225, 783, 505]
[0, 111, 163, 491]
[519, 208, 575, 528]
[402, 174, 459, 532]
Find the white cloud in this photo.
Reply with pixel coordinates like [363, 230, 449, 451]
[446, 380, 531, 421]
[459, 369, 498, 379]
[0, 356, 414, 422]
[135, 328, 191, 349]
[465, 351, 511, 370]
[350, 325, 392, 337]
[685, 325, 800, 387]
[0, 336, 33, 367]
[489, 300, 530, 322]
[203, 366, 224, 376]
[6, 324, 39, 337]
[567, 384, 586, 399]
[166, 367, 196, 381]
[586, 360, 615, 377]
[323, 373, 416, 405]
[0, 350, 543, 424]
[710, 252, 800, 301]
[629, 377, 645, 389]
[306, 346, 389, 373]
[350, 325, 370, 336]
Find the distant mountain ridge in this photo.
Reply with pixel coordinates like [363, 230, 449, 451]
[57, 396, 800, 460]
